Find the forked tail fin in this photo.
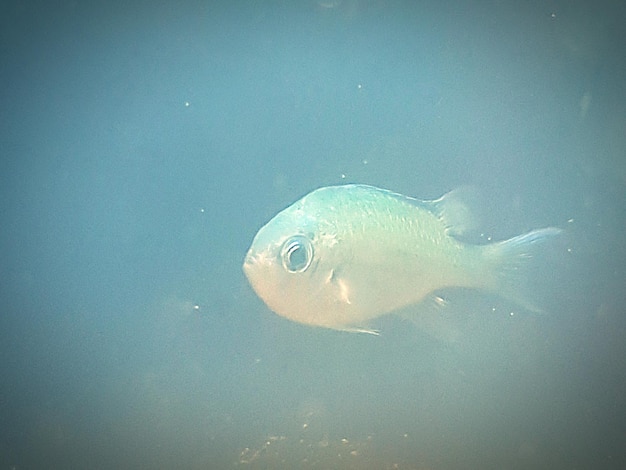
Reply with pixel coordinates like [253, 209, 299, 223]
[482, 227, 562, 312]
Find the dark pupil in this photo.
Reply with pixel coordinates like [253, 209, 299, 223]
[286, 242, 307, 271]
[281, 235, 313, 273]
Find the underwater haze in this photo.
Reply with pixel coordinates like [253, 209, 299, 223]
[1, 0, 625, 469]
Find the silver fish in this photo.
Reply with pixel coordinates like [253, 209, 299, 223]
[243, 184, 561, 333]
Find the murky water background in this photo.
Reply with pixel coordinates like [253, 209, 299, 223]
[1, 1, 625, 468]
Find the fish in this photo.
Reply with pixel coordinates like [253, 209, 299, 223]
[243, 184, 561, 334]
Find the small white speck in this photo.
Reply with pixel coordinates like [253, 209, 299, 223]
[184, 101, 190, 107]
[341, 174, 346, 179]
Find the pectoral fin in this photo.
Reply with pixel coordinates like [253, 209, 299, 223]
[327, 269, 352, 305]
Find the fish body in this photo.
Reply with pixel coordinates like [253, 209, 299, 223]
[243, 184, 560, 333]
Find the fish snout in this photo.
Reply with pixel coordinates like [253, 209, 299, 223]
[243, 251, 256, 273]
[242, 250, 270, 279]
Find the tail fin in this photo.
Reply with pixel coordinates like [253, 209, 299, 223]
[482, 227, 562, 312]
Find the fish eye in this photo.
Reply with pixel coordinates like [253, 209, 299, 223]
[280, 235, 313, 273]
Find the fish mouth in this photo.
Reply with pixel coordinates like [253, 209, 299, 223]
[243, 252, 256, 271]
[243, 246, 276, 277]
[243, 250, 264, 277]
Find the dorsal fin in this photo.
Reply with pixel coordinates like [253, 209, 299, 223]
[344, 184, 480, 237]
[429, 186, 481, 237]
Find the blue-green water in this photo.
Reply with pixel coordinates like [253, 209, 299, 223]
[1, 1, 625, 468]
